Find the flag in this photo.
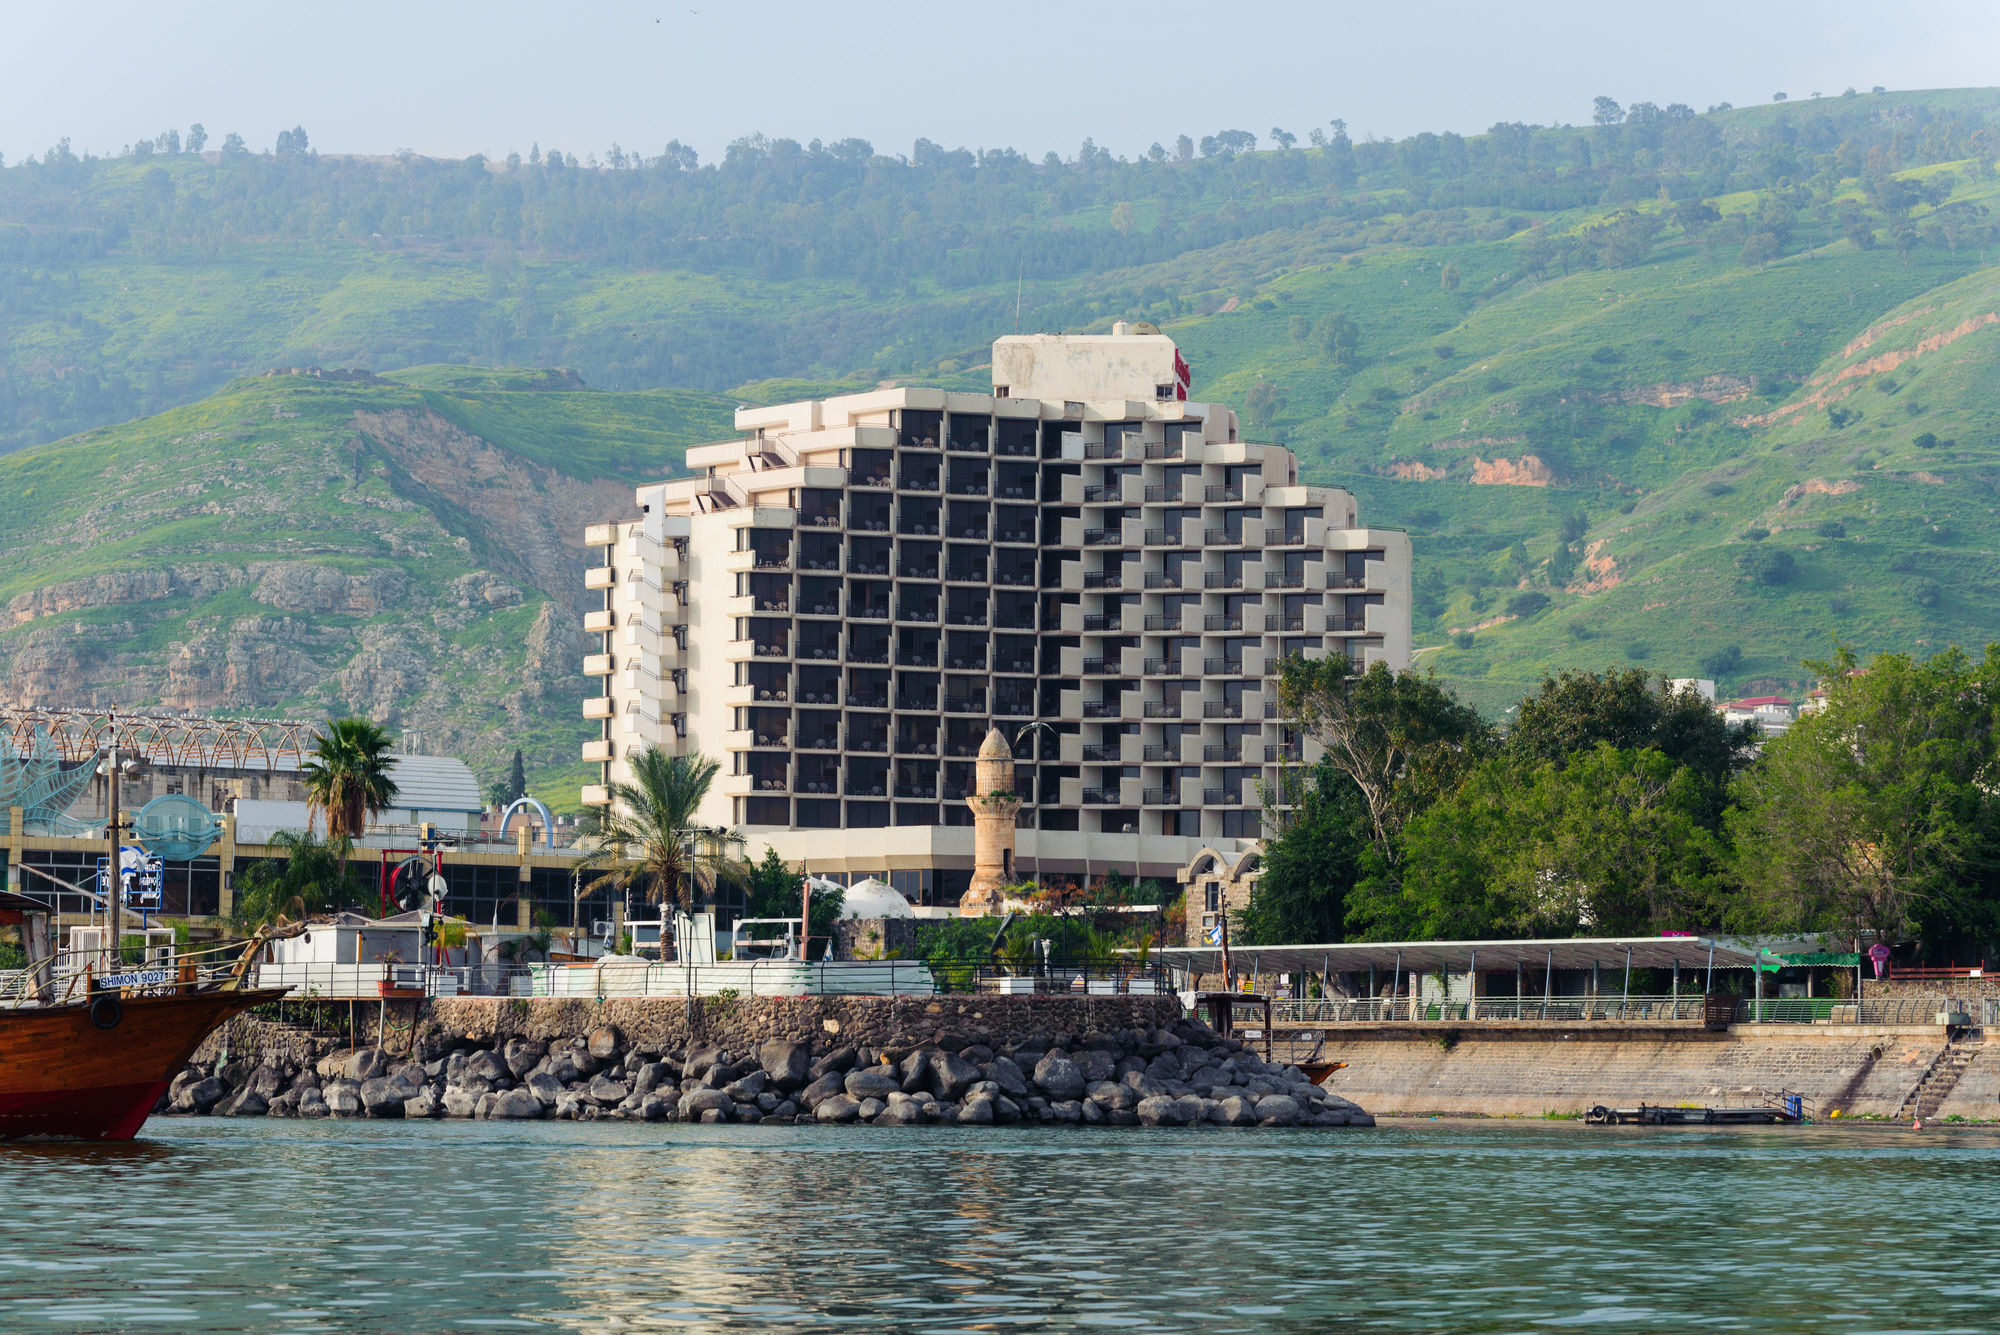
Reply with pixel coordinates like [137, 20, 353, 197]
[1204, 923, 1224, 945]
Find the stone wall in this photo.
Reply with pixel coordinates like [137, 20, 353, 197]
[1317, 1025, 1960, 1118]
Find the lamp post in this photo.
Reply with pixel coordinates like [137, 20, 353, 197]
[1014, 721, 1057, 896]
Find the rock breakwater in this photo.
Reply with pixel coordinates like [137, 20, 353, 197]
[164, 998, 1372, 1129]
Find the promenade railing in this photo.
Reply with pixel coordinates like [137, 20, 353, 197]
[1255, 995, 1975, 1027]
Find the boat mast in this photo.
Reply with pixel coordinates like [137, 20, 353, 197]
[106, 717, 120, 971]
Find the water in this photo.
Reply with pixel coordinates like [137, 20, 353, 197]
[1, 1119, 1993, 1332]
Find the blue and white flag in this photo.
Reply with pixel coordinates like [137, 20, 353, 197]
[1204, 923, 1224, 945]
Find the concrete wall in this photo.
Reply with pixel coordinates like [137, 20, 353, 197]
[1316, 1025, 1959, 1118]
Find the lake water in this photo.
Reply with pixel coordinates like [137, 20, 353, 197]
[0, 1118, 1993, 1332]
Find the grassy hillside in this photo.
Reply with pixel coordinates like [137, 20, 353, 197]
[0, 370, 735, 806]
[5, 88, 2000, 737]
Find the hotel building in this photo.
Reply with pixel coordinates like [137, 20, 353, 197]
[582, 325, 1411, 905]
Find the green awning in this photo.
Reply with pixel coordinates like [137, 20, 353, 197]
[1780, 952, 1861, 967]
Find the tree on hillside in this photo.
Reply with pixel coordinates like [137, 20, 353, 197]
[1593, 97, 1625, 126]
[507, 749, 527, 803]
[186, 123, 207, 155]
[1275, 657, 1490, 869]
[577, 747, 745, 914]
[302, 718, 400, 838]
[1727, 647, 2000, 949]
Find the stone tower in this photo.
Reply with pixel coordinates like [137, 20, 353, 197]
[961, 726, 1022, 917]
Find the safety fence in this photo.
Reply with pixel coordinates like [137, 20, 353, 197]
[1251, 994, 1984, 1027]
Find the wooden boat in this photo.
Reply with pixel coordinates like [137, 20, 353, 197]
[0, 894, 294, 1141]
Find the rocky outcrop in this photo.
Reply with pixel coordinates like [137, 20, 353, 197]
[251, 563, 408, 615]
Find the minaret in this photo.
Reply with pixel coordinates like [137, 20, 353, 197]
[961, 726, 1022, 917]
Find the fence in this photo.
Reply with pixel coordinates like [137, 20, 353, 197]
[1255, 994, 1985, 1027]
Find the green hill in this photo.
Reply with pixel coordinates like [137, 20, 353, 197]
[0, 369, 735, 805]
[5, 88, 2000, 751]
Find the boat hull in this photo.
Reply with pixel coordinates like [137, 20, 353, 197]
[0, 988, 284, 1141]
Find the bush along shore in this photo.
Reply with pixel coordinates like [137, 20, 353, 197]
[163, 1019, 1373, 1129]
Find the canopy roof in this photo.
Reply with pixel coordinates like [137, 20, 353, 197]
[1146, 936, 1763, 975]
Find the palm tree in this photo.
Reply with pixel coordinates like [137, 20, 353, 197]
[577, 747, 745, 915]
[302, 718, 400, 837]
[231, 828, 362, 929]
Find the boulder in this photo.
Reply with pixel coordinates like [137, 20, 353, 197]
[844, 1068, 902, 1101]
[347, 1047, 391, 1082]
[544, 1051, 584, 1085]
[758, 1039, 811, 1090]
[491, 1088, 544, 1119]
[875, 1101, 925, 1126]
[984, 1057, 1029, 1097]
[929, 1051, 982, 1101]
[1032, 1053, 1085, 1102]
[461, 1050, 509, 1086]
[1046, 1099, 1084, 1124]
[1078, 1050, 1117, 1084]
[799, 1072, 845, 1108]
[808, 1046, 857, 1080]
[814, 1093, 862, 1123]
[404, 1089, 441, 1119]
[503, 1038, 547, 1079]
[958, 1096, 996, 1125]
[442, 1087, 481, 1119]
[857, 1097, 887, 1121]
[1216, 1096, 1257, 1126]
[679, 1088, 735, 1121]
[323, 1081, 364, 1118]
[526, 1072, 564, 1107]
[1253, 1094, 1302, 1127]
[722, 1070, 768, 1101]
[172, 1075, 227, 1115]
[588, 1076, 631, 1107]
[1080, 1098, 1106, 1125]
[297, 1087, 329, 1118]
[1173, 1095, 1207, 1125]
[1136, 1095, 1194, 1126]
[993, 1097, 1022, 1124]
[554, 1090, 592, 1121]
[220, 1088, 269, 1117]
[639, 1093, 676, 1122]
[247, 1064, 287, 1101]
[587, 1026, 623, 1062]
[898, 1049, 931, 1092]
[630, 1062, 672, 1099]
[359, 1076, 409, 1118]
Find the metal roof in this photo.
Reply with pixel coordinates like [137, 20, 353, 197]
[383, 756, 484, 813]
[1145, 936, 1763, 974]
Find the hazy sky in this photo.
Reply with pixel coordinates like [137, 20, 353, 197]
[6, 0, 1998, 165]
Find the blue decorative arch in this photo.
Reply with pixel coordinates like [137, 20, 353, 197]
[499, 796, 556, 851]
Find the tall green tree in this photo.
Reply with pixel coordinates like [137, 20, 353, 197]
[231, 829, 364, 928]
[743, 847, 845, 942]
[1239, 759, 1369, 944]
[507, 749, 527, 803]
[1727, 647, 2000, 950]
[578, 747, 745, 913]
[1274, 656, 1490, 869]
[301, 718, 400, 838]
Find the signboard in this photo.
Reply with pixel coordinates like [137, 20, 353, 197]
[97, 847, 163, 909]
[1868, 943, 1892, 979]
[98, 970, 173, 989]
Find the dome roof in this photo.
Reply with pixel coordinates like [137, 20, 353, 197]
[839, 877, 915, 919]
[977, 726, 1013, 761]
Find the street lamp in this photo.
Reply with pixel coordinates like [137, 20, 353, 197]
[1014, 721, 1057, 896]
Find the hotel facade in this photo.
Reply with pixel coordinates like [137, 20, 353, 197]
[582, 326, 1411, 906]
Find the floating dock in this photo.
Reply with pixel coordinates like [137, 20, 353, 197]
[1586, 1092, 1812, 1126]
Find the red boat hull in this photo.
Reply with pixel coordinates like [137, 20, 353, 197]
[0, 988, 284, 1141]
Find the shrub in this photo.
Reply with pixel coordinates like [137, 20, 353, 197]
[1742, 527, 1770, 541]
[1506, 591, 1551, 618]
[1625, 641, 1651, 661]
[1913, 431, 1938, 450]
[1701, 644, 1744, 677]
[1912, 578, 1942, 608]
[1703, 480, 1734, 497]
[1453, 631, 1475, 649]
[1815, 519, 1847, 538]
[1737, 547, 1796, 586]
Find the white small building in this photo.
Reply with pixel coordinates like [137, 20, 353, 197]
[1721, 695, 1796, 737]
[1668, 678, 1717, 703]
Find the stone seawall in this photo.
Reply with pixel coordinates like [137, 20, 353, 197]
[1317, 1025, 1976, 1118]
[171, 994, 1373, 1130]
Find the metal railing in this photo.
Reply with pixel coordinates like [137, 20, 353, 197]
[1255, 995, 1973, 1026]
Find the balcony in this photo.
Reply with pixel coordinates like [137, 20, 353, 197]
[1204, 701, 1244, 719]
[1082, 658, 1118, 675]
[1081, 788, 1121, 805]
[1142, 788, 1180, 806]
[1144, 440, 1183, 460]
[1144, 570, 1185, 590]
[1328, 571, 1366, 590]
[1081, 743, 1124, 763]
[995, 435, 1035, 458]
[1082, 701, 1123, 719]
[581, 784, 612, 807]
[1267, 744, 1304, 763]
[1142, 657, 1182, 676]
[1204, 529, 1247, 547]
[1204, 571, 1245, 590]
[1203, 745, 1240, 763]
[846, 693, 889, 710]
[1275, 529, 1308, 547]
[1203, 788, 1245, 806]
[797, 734, 841, 751]
[994, 568, 1037, 588]
[846, 736, 889, 753]
[852, 472, 892, 489]
[1082, 529, 1123, 546]
[850, 514, 891, 533]
[1267, 615, 1306, 632]
[580, 739, 613, 763]
[1143, 701, 1182, 719]
[992, 698, 1034, 716]
[947, 610, 990, 629]
[796, 642, 842, 662]
[994, 657, 1035, 675]
[584, 654, 616, 676]
[1083, 484, 1123, 503]
[1206, 658, 1248, 676]
[895, 605, 941, 625]
[945, 564, 988, 584]
[944, 697, 989, 714]
[1205, 485, 1244, 502]
[584, 609, 615, 633]
[995, 528, 1037, 545]
[584, 566, 617, 591]
[894, 693, 940, 712]
[1144, 612, 1183, 632]
[1265, 572, 1306, 589]
[1204, 614, 1243, 632]
[848, 646, 890, 665]
[582, 697, 614, 720]
[585, 522, 620, 547]
[896, 738, 940, 756]
[897, 473, 940, 492]
[1083, 569, 1124, 590]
